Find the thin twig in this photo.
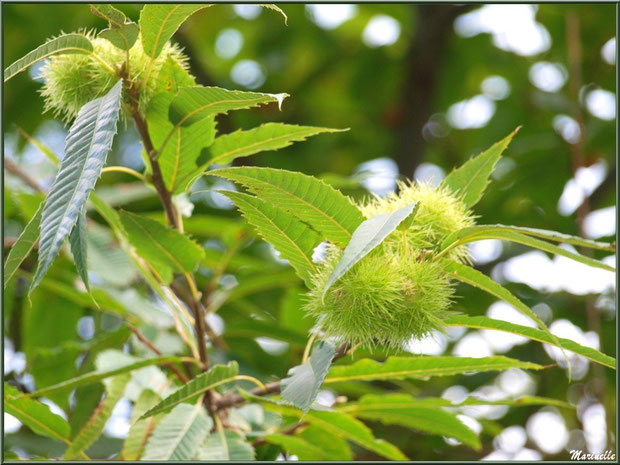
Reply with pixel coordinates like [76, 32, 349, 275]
[252, 422, 309, 447]
[127, 323, 190, 384]
[5, 157, 44, 193]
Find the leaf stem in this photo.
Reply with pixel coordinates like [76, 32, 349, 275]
[233, 375, 266, 391]
[101, 165, 146, 181]
[302, 332, 317, 364]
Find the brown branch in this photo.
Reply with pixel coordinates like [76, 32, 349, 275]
[215, 342, 352, 411]
[4, 157, 44, 193]
[120, 72, 179, 230]
[127, 322, 190, 384]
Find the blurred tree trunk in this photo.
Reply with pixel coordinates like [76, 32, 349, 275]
[395, 5, 470, 178]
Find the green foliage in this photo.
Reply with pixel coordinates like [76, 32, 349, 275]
[445, 315, 615, 369]
[206, 123, 344, 167]
[195, 431, 255, 460]
[99, 23, 139, 51]
[141, 403, 213, 460]
[31, 80, 122, 293]
[443, 128, 518, 207]
[139, 5, 212, 60]
[4, 33, 93, 82]
[63, 374, 130, 459]
[324, 355, 544, 384]
[4, 384, 73, 446]
[3, 4, 616, 461]
[221, 190, 321, 285]
[119, 210, 205, 282]
[68, 207, 90, 290]
[3, 202, 42, 287]
[280, 341, 336, 411]
[141, 362, 239, 419]
[168, 86, 287, 127]
[213, 167, 365, 246]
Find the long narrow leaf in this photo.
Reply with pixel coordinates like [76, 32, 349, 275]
[439, 230, 614, 272]
[212, 167, 365, 246]
[121, 389, 163, 460]
[22, 355, 193, 399]
[4, 203, 42, 287]
[442, 224, 615, 252]
[141, 362, 239, 419]
[442, 128, 518, 207]
[206, 123, 344, 167]
[4, 384, 72, 445]
[169, 86, 288, 127]
[445, 314, 615, 369]
[31, 80, 122, 293]
[63, 374, 130, 459]
[324, 355, 544, 384]
[220, 191, 321, 285]
[4, 33, 93, 82]
[340, 394, 481, 450]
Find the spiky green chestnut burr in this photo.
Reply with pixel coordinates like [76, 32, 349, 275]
[39, 32, 188, 122]
[305, 181, 474, 349]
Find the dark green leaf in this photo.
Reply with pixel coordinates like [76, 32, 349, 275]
[4, 202, 42, 287]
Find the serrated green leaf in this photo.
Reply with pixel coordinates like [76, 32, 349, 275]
[443, 128, 519, 207]
[22, 355, 191, 400]
[63, 374, 130, 459]
[4, 33, 93, 82]
[258, 404, 407, 460]
[264, 427, 352, 460]
[205, 123, 344, 167]
[340, 393, 480, 449]
[440, 229, 614, 272]
[141, 362, 239, 419]
[139, 4, 212, 60]
[4, 203, 42, 287]
[324, 355, 544, 384]
[323, 202, 419, 299]
[442, 224, 615, 252]
[99, 22, 139, 50]
[4, 383, 72, 444]
[142, 403, 213, 460]
[147, 58, 215, 193]
[168, 86, 288, 127]
[211, 167, 365, 246]
[90, 4, 126, 27]
[281, 341, 336, 412]
[119, 210, 205, 281]
[195, 431, 255, 460]
[220, 191, 321, 285]
[31, 80, 122, 293]
[121, 389, 163, 460]
[442, 259, 575, 368]
[69, 207, 89, 291]
[445, 314, 615, 369]
[259, 4, 288, 24]
[340, 393, 574, 412]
